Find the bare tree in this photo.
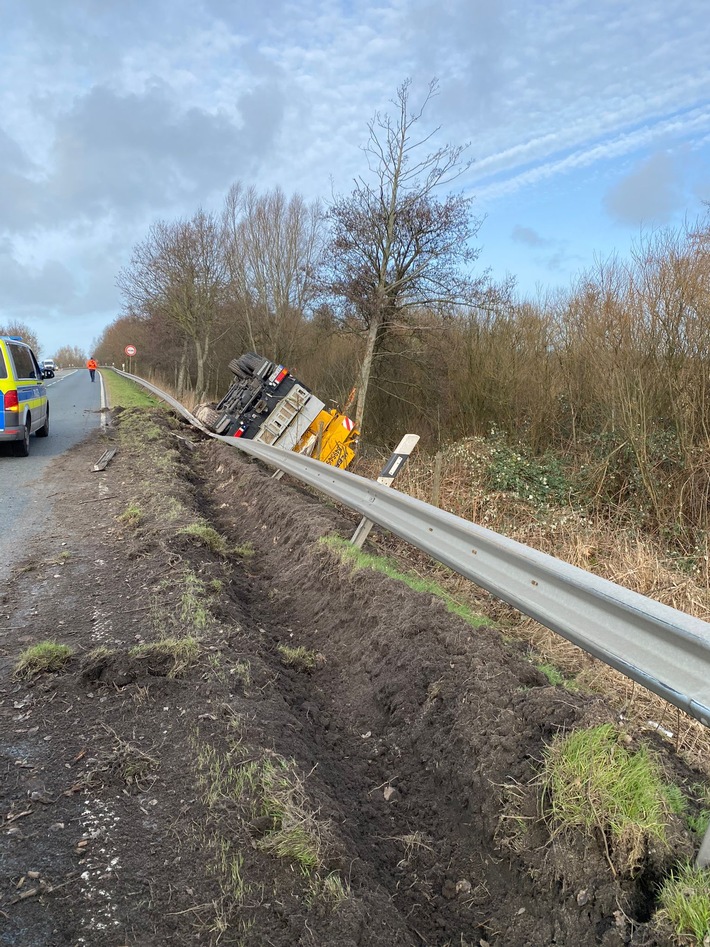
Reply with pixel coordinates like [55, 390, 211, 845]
[223, 184, 324, 364]
[323, 78, 489, 435]
[117, 209, 228, 395]
[53, 345, 87, 367]
[0, 320, 40, 355]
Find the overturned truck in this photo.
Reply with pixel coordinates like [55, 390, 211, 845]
[194, 352, 358, 470]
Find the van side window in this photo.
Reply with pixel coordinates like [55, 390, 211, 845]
[0, 350, 7, 380]
[8, 343, 37, 379]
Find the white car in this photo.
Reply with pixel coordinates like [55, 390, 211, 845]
[41, 359, 56, 378]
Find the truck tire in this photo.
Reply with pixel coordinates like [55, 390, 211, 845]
[227, 357, 247, 378]
[193, 404, 221, 431]
[228, 353, 270, 378]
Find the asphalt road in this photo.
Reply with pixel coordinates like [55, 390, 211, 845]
[0, 369, 105, 577]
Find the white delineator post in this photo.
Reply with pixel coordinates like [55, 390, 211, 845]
[351, 434, 420, 549]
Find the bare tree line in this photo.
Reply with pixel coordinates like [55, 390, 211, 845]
[95, 81, 710, 545]
[105, 79, 498, 435]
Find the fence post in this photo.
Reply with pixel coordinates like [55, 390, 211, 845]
[432, 451, 443, 507]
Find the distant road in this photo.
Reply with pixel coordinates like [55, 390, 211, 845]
[0, 369, 105, 577]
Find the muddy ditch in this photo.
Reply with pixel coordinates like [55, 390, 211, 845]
[0, 406, 707, 946]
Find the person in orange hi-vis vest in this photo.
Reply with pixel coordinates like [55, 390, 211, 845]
[86, 356, 98, 382]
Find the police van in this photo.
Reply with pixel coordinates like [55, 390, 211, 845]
[0, 335, 50, 456]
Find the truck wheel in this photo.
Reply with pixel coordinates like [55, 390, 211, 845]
[228, 357, 248, 378]
[193, 404, 221, 431]
[228, 353, 270, 378]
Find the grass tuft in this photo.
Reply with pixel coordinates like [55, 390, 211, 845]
[657, 862, 710, 944]
[234, 542, 255, 559]
[129, 637, 199, 677]
[536, 661, 579, 690]
[14, 641, 72, 678]
[277, 644, 319, 671]
[542, 723, 676, 874]
[177, 522, 229, 556]
[196, 743, 328, 875]
[232, 660, 251, 688]
[118, 503, 143, 528]
[537, 662, 565, 686]
[257, 759, 325, 873]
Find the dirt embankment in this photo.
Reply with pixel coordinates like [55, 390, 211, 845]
[0, 407, 705, 946]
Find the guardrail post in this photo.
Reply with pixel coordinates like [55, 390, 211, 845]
[351, 434, 420, 549]
[698, 823, 710, 868]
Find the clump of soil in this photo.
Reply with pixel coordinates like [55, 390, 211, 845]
[0, 406, 704, 946]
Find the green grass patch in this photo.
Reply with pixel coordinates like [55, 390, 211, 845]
[688, 810, 710, 837]
[277, 644, 318, 671]
[129, 636, 199, 677]
[196, 744, 327, 875]
[538, 663, 565, 686]
[179, 572, 212, 630]
[177, 522, 229, 556]
[685, 784, 710, 837]
[318, 871, 350, 904]
[117, 502, 143, 528]
[663, 783, 688, 817]
[234, 542, 255, 559]
[232, 659, 251, 688]
[657, 862, 710, 944]
[321, 534, 490, 628]
[15, 641, 72, 678]
[115, 408, 173, 455]
[103, 370, 159, 409]
[542, 723, 676, 874]
[151, 569, 215, 637]
[258, 822, 321, 871]
[536, 661, 579, 690]
[257, 758, 325, 873]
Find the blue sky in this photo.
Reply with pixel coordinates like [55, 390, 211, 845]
[1, 0, 709, 357]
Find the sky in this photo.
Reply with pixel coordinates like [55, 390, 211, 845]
[1, 0, 709, 358]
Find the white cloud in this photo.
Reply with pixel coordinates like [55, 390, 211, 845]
[0, 0, 709, 353]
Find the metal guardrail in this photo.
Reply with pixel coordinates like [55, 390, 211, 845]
[111, 368, 710, 730]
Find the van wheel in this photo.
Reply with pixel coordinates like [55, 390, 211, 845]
[14, 420, 30, 456]
[37, 405, 50, 437]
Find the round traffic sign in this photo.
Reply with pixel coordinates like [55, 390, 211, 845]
[124, 344, 137, 357]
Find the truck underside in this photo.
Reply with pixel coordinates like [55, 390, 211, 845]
[193, 353, 358, 470]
